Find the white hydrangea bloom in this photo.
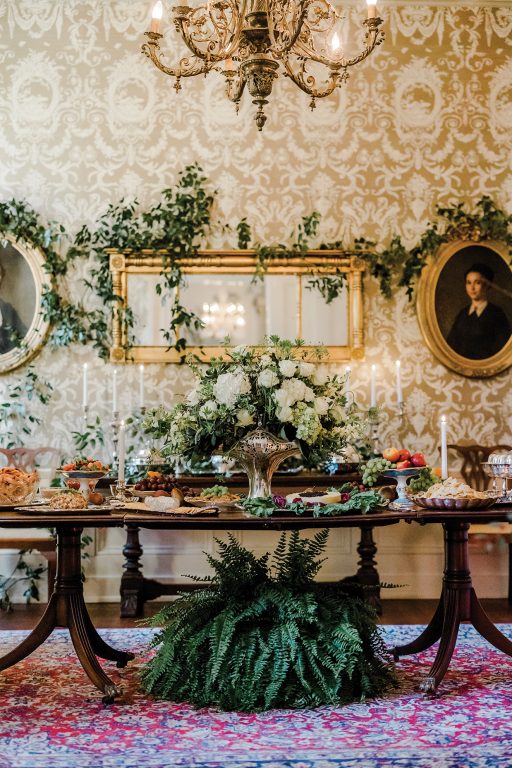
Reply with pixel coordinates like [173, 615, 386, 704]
[186, 383, 201, 405]
[213, 371, 251, 407]
[312, 366, 329, 386]
[278, 359, 297, 377]
[277, 405, 293, 422]
[259, 354, 272, 367]
[298, 361, 315, 378]
[258, 368, 279, 387]
[329, 404, 345, 424]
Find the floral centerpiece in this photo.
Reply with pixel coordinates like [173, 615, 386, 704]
[144, 336, 366, 497]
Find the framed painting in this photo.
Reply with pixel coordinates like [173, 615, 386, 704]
[417, 240, 512, 378]
[0, 234, 50, 373]
[108, 249, 365, 363]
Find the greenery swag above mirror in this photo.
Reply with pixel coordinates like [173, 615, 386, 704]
[0, 164, 510, 371]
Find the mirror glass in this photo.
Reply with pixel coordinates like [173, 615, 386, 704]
[129, 273, 349, 348]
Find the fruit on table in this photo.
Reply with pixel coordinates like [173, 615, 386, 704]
[410, 452, 426, 467]
[396, 460, 412, 469]
[61, 458, 110, 472]
[134, 472, 196, 498]
[88, 491, 104, 505]
[382, 447, 401, 462]
[397, 449, 411, 461]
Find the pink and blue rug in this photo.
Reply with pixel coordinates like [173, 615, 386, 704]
[1, 625, 512, 768]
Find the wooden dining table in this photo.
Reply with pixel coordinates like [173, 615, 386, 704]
[0, 507, 407, 702]
[1, 504, 512, 701]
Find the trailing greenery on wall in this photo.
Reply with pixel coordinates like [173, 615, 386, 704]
[1, 169, 510, 372]
[142, 530, 396, 711]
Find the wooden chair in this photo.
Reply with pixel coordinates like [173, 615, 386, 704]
[447, 443, 512, 603]
[0, 447, 60, 600]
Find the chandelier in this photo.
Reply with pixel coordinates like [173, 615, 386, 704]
[142, 0, 384, 130]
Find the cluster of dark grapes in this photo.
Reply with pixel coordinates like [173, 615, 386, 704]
[134, 473, 197, 496]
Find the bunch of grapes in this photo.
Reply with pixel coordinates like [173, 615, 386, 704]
[409, 467, 437, 492]
[361, 457, 394, 487]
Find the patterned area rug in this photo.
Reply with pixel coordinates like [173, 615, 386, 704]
[1, 625, 512, 768]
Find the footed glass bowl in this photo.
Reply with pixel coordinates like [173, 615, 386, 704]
[382, 468, 421, 509]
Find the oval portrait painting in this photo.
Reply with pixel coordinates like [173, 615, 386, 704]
[417, 240, 512, 378]
[0, 235, 50, 373]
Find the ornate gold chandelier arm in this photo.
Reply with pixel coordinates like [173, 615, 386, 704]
[282, 55, 341, 99]
[266, 0, 310, 56]
[172, 0, 248, 64]
[292, 16, 384, 70]
[142, 32, 212, 79]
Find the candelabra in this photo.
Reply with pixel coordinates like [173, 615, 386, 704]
[368, 407, 380, 455]
[142, 0, 385, 130]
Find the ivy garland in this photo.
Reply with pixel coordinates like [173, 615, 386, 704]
[1, 181, 510, 370]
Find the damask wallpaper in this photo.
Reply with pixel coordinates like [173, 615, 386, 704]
[0, 0, 511, 599]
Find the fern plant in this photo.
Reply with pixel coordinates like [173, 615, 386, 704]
[141, 530, 396, 711]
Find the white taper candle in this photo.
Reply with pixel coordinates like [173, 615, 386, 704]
[82, 363, 88, 408]
[139, 364, 145, 410]
[370, 364, 376, 408]
[118, 421, 126, 483]
[440, 416, 448, 479]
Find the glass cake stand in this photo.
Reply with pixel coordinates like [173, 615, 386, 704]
[382, 467, 421, 509]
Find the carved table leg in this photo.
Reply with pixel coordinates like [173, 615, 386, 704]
[0, 526, 133, 703]
[356, 525, 381, 614]
[393, 520, 512, 694]
[392, 593, 444, 661]
[120, 524, 146, 618]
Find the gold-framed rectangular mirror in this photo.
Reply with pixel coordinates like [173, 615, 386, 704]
[109, 250, 365, 363]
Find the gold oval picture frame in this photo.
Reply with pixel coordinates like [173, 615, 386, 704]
[417, 239, 512, 378]
[0, 234, 50, 374]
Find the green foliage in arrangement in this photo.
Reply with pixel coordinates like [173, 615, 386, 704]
[141, 531, 396, 711]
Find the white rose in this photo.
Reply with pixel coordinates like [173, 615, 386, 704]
[277, 405, 293, 422]
[236, 408, 255, 427]
[314, 397, 330, 415]
[259, 354, 272, 367]
[299, 362, 315, 378]
[278, 360, 297, 378]
[199, 400, 218, 417]
[302, 385, 315, 402]
[312, 366, 329, 386]
[258, 368, 279, 388]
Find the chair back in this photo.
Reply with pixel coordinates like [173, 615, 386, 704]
[447, 444, 512, 491]
[0, 447, 60, 473]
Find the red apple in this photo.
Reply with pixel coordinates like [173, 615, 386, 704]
[383, 447, 401, 462]
[410, 452, 426, 467]
[396, 460, 412, 469]
[398, 449, 411, 461]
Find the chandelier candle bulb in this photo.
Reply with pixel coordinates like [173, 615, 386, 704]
[367, 0, 377, 18]
[370, 364, 377, 408]
[440, 416, 448, 479]
[118, 421, 126, 484]
[82, 363, 88, 409]
[112, 368, 118, 414]
[395, 360, 402, 404]
[150, 0, 163, 33]
[139, 364, 145, 410]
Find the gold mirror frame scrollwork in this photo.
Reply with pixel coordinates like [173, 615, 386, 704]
[0, 234, 50, 374]
[108, 249, 365, 364]
[417, 239, 512, 378]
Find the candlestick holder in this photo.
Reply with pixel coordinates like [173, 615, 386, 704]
[368, 407, 380, 455]
[82, 404, 89, 427]
[109, 481, 133, 504]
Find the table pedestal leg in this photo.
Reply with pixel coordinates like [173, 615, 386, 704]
[391, 521, 512, 693]
[0, 527, 134, 703]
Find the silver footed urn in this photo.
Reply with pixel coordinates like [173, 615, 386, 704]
[228, 429, 300, 499]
